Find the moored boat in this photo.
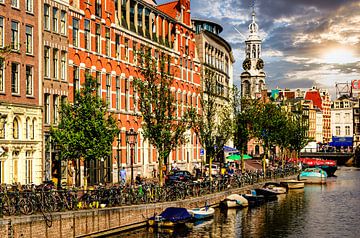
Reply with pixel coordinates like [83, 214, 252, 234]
[148, 207, 193, 227]
[280, 180, 305, 189]
[263, 182, 288, 194]
[254, 188, 278, 201]
[188, 207, 215, 220]
[242, 190, 265, 207]
[298, 167, 327, 184]
[222, 194, 248, 208]
[300, 158, 337, 176]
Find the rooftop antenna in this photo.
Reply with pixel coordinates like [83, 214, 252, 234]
[233, 26, 246, 40]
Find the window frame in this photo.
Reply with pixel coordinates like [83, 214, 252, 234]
[60, 10, 66, 35]
[26, 65, 33, 96]
[72, 18, 79, 47]
[11, 62, 20, 95]
[25, 25, 33, 55]
[26, 0, 33, 13]
[11, 21, 19, 51]
[53, 7, 58, 33]
[44, 47, 50, 78]
[44, 4, 50, 30]
[53, 49, 58, 79]
[84, 19, 91, 51]
[0, 17, 4, 48]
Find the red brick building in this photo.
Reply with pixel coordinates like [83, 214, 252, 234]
[67, 0, 201, 185]
[0, 0, 43, 184]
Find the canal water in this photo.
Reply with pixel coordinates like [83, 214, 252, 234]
[108, 167, 360, 238]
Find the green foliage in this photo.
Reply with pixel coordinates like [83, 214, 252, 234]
[191, 68, 234, 163]
[50, 75, 119, 162]
[134, 50, 192, 184]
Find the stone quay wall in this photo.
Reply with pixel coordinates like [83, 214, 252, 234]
[0, 179, 289, 238]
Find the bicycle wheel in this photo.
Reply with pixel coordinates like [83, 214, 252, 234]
[19, 198, 34, 215]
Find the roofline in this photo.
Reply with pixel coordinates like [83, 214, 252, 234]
[202, 30, 234, 61]
[192, 18, 223, 33]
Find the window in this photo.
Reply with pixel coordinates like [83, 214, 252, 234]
[13, 118, 19, 139]
[95, 0, 102, 17]
[53, 7, 58, 32]
[106, 74, 111, 108]
[96, 71, 102, 96]
[11, 21, 19, 50]
[0, 17, 4, 48]
[138, 5, 143, 28]
[105, 27, 110, 56]
[53, 95, 59, 123]
[26, 65, 33, 96]
[11, 0, 19, 8]
[345, 126, 350, 136]
[31, 118, 35, 139]
[45, 94, 50, 124]
[124, 38, 129, 61]
[133, 41, 138, 64]
[44, 47, 50, 77]
[84, 19, 91, 50]
[125, 78, 129, 111]
[0, 61, 4, 93]
[115, 34, 121, 59]
[60, 11, 66, 35]
[44, 4, 50, 30]
[116, 76, 120, 110]
[0, 115, 5, 139]
[95, 24, 101, 53]
[25, 25, 33, 54]
[73, 66, 80, 92]
[72, 18, 79, 47]
[26, 118, 30, 139]
[61, 51, 66, 81]
[335, 126, 340, 136]
[11, 62, 19, 94]
[26, 0, 33, 13]
[53, 49, 58, 79]
[25, 158, 33, 184]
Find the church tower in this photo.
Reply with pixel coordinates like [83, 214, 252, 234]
[241, 9, 266, 98]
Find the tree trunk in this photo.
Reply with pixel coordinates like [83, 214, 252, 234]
[158, 155, 164, 186]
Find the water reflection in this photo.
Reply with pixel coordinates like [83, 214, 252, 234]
[108, 168, 360, 238]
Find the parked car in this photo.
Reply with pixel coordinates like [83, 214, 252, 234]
[204, 164, 220, 176]
[165, 170, 194, 184]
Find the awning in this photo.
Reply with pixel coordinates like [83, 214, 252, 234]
[329, 136, 353, 147]
[223, 146, 238, 153]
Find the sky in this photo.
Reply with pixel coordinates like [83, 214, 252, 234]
[156, 0, 360, 99]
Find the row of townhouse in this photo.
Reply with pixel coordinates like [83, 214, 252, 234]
[0, 0, 234, 186]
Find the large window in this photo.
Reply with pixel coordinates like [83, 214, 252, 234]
[53, 49, 58, 79]
[73, 66, 80, 92]
[44, 4, 50, 30]
[95, 24, 101, 53]
[26, 25, 33, 54]
[95, 0, 102, 17]
[116, 76, 120, 110]
[13, 118, 19, 139]
[60, 11, 66, 35]
[125, 78, 129, 111]
[25, 158, 33, 184]
[0, 60, 4, 93]
[72, 18, 79, 47]
[0, 17, 4, 48]
[26, 65, 33, 96]
[45, 94, 50, 124]
[60, 51, 66, 81]
[84, 19, 91, 50]
[44, 47, 50, 77]
[106, 74, 111, 108]
[96, 71, 102, 97]
[53, 95, 59, 124]
[345, 126, 350, 136]
[26, 0, 33, 13]
[11, 62, 19, 94]
[124, 38, 129, 61]
[53, 7, 58, 32]
[105, 27, 110, 56]
[11, 0, 19, 8]
[335, 126, 340, 136]
[26, 118, 30, 139]
[11, 21, 19, 50]
[115, 34, 121, 59]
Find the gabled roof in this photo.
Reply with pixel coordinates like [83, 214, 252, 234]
[305, 90, 322, 110]
[157, 1, 179, 19]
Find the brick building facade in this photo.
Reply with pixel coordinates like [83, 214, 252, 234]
[0, 0, 43, 184]
[66, 0, 201, 185]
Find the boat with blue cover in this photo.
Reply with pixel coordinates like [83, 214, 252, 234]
[298, 167, 327, 184]
[148, 207, 193, 227]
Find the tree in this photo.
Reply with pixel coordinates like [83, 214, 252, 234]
[134, 51, 192, 186]
[50, 75, 119, 186]
[288, 111, 310, 160]
[191, 69, 234, 176]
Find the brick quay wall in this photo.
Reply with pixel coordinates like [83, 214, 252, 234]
[0, 178, 294, 238]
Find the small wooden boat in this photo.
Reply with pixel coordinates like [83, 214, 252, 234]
[222, 194, 248, 208]
[280, 180, 304, 189]
[298, 167, 327, 184]
[263, 182, 288, 194]
[242, 190, 265, 207]
[148, 207, 193, 227]
[188, 207, 215, 220]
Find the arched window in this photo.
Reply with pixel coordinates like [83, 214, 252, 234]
[32, 118, 36, 139]
[13, 117, 19, 139]
[259, 80, 264, 91]
[243, 80, 251, 95]
[26, 117, 30, 139]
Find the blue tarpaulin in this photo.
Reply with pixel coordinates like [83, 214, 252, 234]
[329, 136, 353, 147]
[158, 207, 192, 222]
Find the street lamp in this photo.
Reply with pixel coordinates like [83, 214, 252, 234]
[126, 128, 138, 185]
[117, 132, 121, 183]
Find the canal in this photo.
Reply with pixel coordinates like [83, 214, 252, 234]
[106, 167, 360, 238]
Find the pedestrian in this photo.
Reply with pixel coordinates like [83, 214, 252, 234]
[120, 167, 126, 184]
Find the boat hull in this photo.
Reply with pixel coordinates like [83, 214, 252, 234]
[298, 168, 327, 184]
[222, 194, 248, 208]
[188, 207, 215, 220]
[280, 180, 305, 189]
[254, 188, 278, 201]
[242, 194, 265, 207]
